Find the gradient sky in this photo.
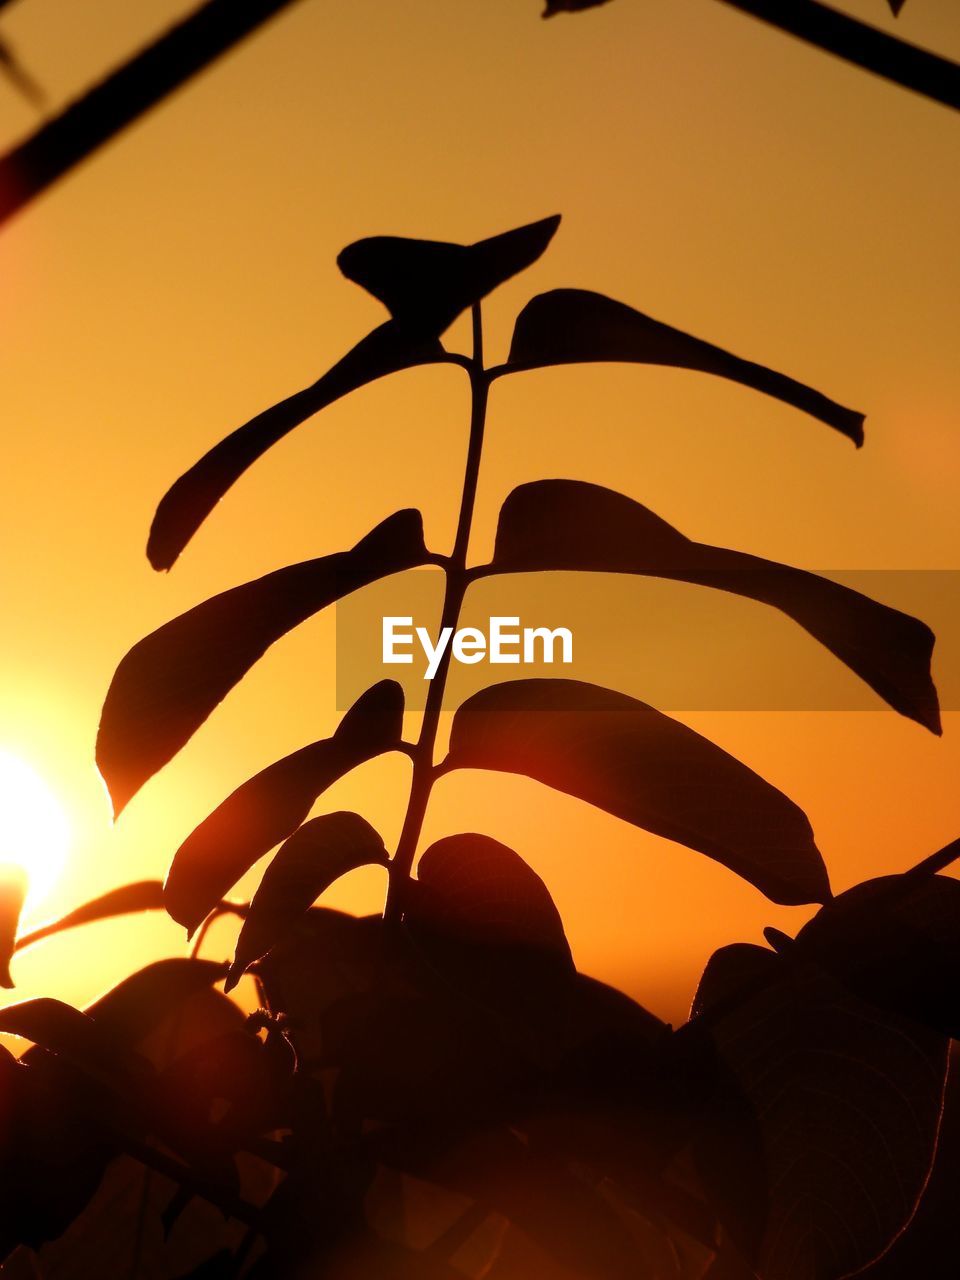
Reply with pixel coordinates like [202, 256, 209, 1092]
[0, 0, 958, 1023]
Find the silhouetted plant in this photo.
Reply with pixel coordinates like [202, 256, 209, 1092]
[2, 216, 958, 1280]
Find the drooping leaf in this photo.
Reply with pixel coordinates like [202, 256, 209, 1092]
[888, 0, 906, 14]
[0, 868, 25, 987]
[505, 289, 865, 444]
[85, 958, 227, 1045]
[147, 322, 444, 571]
[98, 510, 427, 815]
[488, 479, 940, 732]
[165, 681, 403, 934]
[226, 811, 388, 990]
[408, 833, 571, 962]
[14, 880, 165, 955]
[338, 215, 561, 338]
[690, 942, 948, 1280]
[0, 998, 146, 1091]
[445, 679, 828, 905]
[794, 872, 960, 1037]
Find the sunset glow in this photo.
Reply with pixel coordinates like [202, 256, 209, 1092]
[0, 750, 70, 919]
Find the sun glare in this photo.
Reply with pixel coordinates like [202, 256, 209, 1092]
[0, 749, 71, 919]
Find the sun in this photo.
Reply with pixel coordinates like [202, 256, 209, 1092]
[0, 749, 71, 919]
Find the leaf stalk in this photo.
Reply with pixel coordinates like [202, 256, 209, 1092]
[384, 305, 489, 920]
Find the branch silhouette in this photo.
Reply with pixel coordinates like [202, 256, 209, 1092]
[545, 0, 960, 114]
[717, 0, 960, 112]
[0, 0, 306, 229]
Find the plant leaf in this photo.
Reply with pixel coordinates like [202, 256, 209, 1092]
[14, 881, 165, 956]
[888, 0, 906, 14]
[488, 479, 940, 732]
[226, 811, 388, 990]
[165, 681, 403, 934]
[445, 679, 828, 905]
[690, 943, 948, 1280]
[856, 1045, 960, 1279]
[147, 322, 444, 571]
[408, 832, 571, 962]
[98, 510, 426, 815]
[0, 1050, 116, 1259]
[0, 998, 144, 1091]
[338, 215, 561, 338]
[543, 0, 613, 12]
[84, 958, 227, 1045]
[794, 873, 960, 1037]
[0, 870, 25, 987]
[506, 289, 865, 444]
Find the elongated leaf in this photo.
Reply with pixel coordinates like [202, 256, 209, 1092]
[445, 679, 828, 905]
[0, 998, 145, 1090]
[690, 943, 947, 1280]
[409, 832, 571, 962]
[506, 289, 865, 444]
[84, 958, 227, 1044]
[794, 873, 960, 1037]
[489, 479, 940, 732]
[0, 869, 25, 987]
[226, 810, 387, 989]
[148, 322, 443, 571]
[338, 215, 560, 338]
[543, 0, 613, 11]
[165, 681, 403, 934]
[98, 509, 426, 815]
[14, 881, 165, 955]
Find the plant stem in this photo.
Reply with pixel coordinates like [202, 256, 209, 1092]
[715, 0, 960, 113]
[384, 305, 489, 921]
[123, 1137, 259, 1226]
[0, 0, 308, 229]
[906, 834, 960, 880]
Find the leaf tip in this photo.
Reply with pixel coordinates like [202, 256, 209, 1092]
[94, 760, 128, 823]
[146, 509, 180, 573]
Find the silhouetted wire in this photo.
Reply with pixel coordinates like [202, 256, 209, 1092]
[717, 0, 960, 112]
[0, 0, 307, 228]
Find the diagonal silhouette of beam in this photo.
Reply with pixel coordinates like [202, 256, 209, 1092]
[0, 0, 306, 228]
[716, 0, 960, 112]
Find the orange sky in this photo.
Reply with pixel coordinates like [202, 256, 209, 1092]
[0, 0, 958, 1023]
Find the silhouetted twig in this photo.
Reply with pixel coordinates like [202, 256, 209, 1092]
[907, 835, 960, 879]
[716, 0, 960, 112]
[0, 0, 306, 228]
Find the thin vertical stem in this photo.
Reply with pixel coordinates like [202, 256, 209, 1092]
[384, 305, 488, 921]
